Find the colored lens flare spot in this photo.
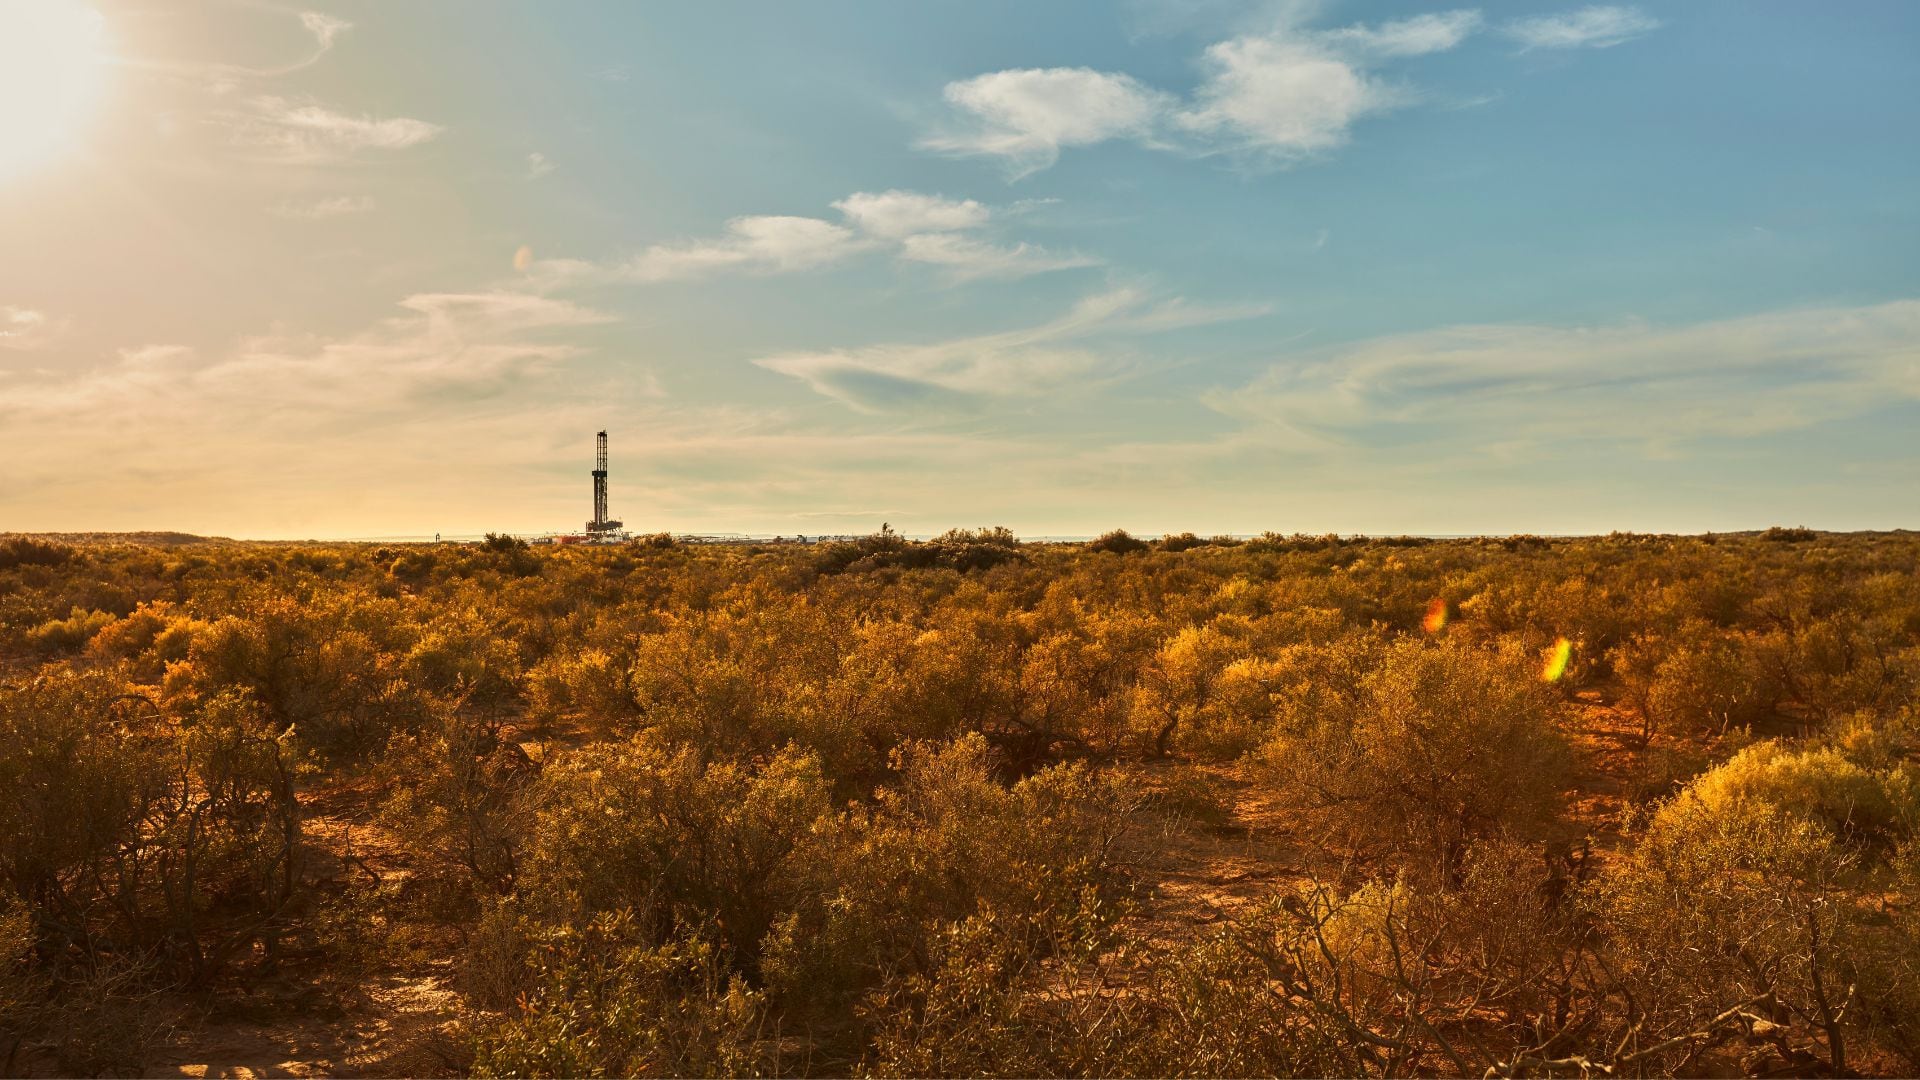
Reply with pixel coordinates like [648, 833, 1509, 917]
[1541, 637, 1572, 682]
[1422, 597, 1448, 633]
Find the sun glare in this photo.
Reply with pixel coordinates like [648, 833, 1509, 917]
[0, 0, 110, 180]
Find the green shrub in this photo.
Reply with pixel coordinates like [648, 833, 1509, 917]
[0, 538, 75, 570]
[472, 913, 771, 1079]
[1601, 785, 1862, 1071]
[763, 736, 1134, 1030]
[1658, 740, 1917, 851]
[1158, 531, 1208, 553]
[1258, 639, 1572, 874]
[817, 525, 1024, 575]
[1086, 529, 1148, 555]
[515, 734, 833, 972]
[24, 606, 115, 654]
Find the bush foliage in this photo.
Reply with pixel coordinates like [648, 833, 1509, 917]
[1, 528, 1918, 1074]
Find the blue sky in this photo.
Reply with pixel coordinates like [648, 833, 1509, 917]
[1, 1, 1917, 537]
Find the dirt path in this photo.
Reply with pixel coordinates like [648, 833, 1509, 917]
[1562, 689, 1646, 853]
[1124, 762, 1311, 940]
[141, 783, 467, 1079]
[146, 967, 462, 1079]
[1132, 695, 1654, 940]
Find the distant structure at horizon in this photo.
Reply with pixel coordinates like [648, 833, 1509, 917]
[586, 429, 624, 535]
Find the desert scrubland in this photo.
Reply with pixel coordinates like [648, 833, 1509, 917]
[1, 527, 1917, 1077]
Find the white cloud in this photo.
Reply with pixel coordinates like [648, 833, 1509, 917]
[756, 286, 1268, 412]
[897, 234, 1099, 281]
[832, 190, 989, 238]
[0, 292, 667, 535]
[118, 344, 196, 367]
[1502, 6, 1660, 50]
[1318, 11, 1484, 57]
[2, 292, 613, 436]
[299, 12, 351, 51]
[272, 194, 375, 218]
[527, 151, 554, 179]
[221, 10, 352, 78]
[0, 307, 57, 350]
[533, 189, 1092, 286]
[216, 96, 443, 163]
[622, 215, 867, 282]
[926, 11, 1486, 173]
[920, 68, 1171, 176]
[1211, 300, 1920, 450]
[1178, 34, 1403, 160]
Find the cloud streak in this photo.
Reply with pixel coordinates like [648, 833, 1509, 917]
[1211, 300, 1920, 453]
[897, 234, 1100, 280]
[1, 292, 612, 428]
[1502, 6, 1661, 51]
[540, 189, 1095, 286]
[831, 190, 991, 238]
[214, 96, 443, 163]
[0, 307, 59, 351]
[623, 215, 868, 281]
[271, 194, 375, 218]
[756, 286, 1270, 413]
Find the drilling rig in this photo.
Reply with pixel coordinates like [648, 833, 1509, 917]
[585, 429, 624, 536]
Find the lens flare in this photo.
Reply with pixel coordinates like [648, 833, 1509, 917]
[1422, 597, 1448, 634]
[1541, 637, 1572, 682]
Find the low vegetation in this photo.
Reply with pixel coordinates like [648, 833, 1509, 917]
[0, 527, 1917, 1075]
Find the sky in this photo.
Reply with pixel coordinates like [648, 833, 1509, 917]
[1, 0, 1917, 539]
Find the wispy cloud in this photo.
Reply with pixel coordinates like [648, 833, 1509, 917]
[211, 292, 611, 404]
[0, 292, 616, 462]
[536, 189, 1094, 286]
[1176, 34, 1403, 162]
[831, 190, 990, 238]
[1502, 6, 1661, 51]
[1211, 300, 1920, 453]
[623, 215, 869, 282]
[214, 9, 352, 79]
[924, 11, 1484, 175]
[299, 12, 351, 52]
[0, 292, 679, 535]
[897, 234, 1101, 280]
[272, 194, 375, 219]
[923, 7, 1646, 175]
[920, 68, 1172, 177]
[527, 151, 555, 179]
[1178, 10, 1486, 162]
[0, 307, 59, 351]
[118, 344, 197, 367]
[756, 286, 1269, 413]
[1318, 10, 1485, 57]
[214, 96, 443, 163]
